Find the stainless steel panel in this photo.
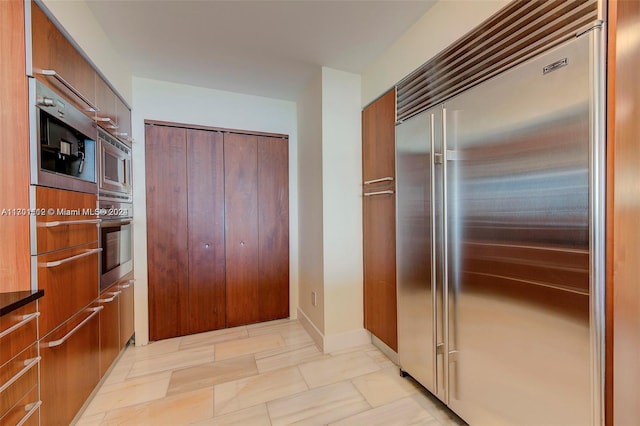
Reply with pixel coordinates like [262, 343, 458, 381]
[443, 33, 595, 425]
[396, 108, 438, 394]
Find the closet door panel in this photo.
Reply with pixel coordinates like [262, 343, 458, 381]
[145, 124, 189, 340]
[258, 136, 290, 321]
[224, 133, 260, 326]
[187, 129, 226, 333]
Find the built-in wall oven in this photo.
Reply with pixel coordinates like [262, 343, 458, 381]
[97, 128, 133, 290]
[32, 80, 97, 193]
[99, 200, 133, 291]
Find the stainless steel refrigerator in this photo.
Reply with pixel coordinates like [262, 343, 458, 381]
[396, 25, 605, 425]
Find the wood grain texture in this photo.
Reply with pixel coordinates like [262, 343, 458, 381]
[37, 242, 100, 337]
[145, 124, 189, 341]
[362, 191, 397, 351]
[0, 344, 38, 418]
[0, 0, 30, 292]
[258, 136, 289, 322]
[99, 283, 120, 377]
[362, 89, 398, 351]
[611, 1, 640, 425]
[0, 304, 38, 367]
[115, 96, 132, 142]
[94, 74, 117, 131]
[362, 89, 396, 183]
[34, 186, 98, 254]
[40, 306, 100, 425]
[0, 386, 38, 426]
[118, 272, 135, 348]
[225, 133, 260, 327]
[31, 2, 96, 115]
[187, 129, 226, 333]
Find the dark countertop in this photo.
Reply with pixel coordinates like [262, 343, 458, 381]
[0, 289, 44, 317]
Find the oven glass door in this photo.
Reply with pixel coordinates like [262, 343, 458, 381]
[100, 220, 132, 289]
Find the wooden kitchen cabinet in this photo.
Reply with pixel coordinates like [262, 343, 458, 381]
[118, 273, 135, 348]
[40, 305, 101, 425]
[146, 121, 289, 340]
[94, 74, 118, 131]
[0, 0, 31, 293]
[116, 96, 133, 142]
[0, 299, 41, 426]
[31, 2, 97, 115]
[99, 283, 120, 377]
[362, 88, 398, 351]
[33, 186, 98, 254]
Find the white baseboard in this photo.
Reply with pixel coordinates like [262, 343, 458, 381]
[297, 307, 324, 350]
[371, 334, 399, 365]
[323, 328, 371, 353]
[296, 308, 372, 354]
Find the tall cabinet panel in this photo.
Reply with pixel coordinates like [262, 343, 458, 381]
[258, 136, 289, 322]
[145, 125, 189, 341]
[187, 129, 226, 333]
[224, 133, 260, 327]
[362, 89, 397, 351]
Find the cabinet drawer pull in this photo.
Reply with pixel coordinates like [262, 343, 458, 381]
[44, 307, 103, 348]
[0, 356, 40, 393]
[95, 116, 119, 129]
[41, 248, 102, 268]
[120, 279, 135, 289]
[16, 401, 42, 426]
[43, 219, 101, 228]
[364, 177, 394, 185]
[99, 291, 122, 303]
[0, 312, 39, 339]
[38, 69, 99, 112]
[364, 190, 394, 197]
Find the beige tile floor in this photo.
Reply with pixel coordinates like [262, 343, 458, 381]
[75, 319, 465, 426]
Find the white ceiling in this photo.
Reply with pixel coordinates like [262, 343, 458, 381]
[85, 0, 436, 101]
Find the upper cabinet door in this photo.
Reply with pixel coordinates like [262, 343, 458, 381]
[31, 3, 97, 115]
[94, 75, 117, 131]
[115, 96, 132, 143]
[362, 89, 396, 184]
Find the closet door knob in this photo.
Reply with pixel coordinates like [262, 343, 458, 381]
[204, 243, 210, 249]
[240, 241, 245, 246]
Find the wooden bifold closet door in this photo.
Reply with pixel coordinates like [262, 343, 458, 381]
[146, 122, 289, 341]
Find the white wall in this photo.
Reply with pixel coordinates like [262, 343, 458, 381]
[296, 72, 325, 335]
[38, 0, 132, 103]
[321, 68, 364, 338]
[361, 0, 510, 106]
[131, 77, 299, 345]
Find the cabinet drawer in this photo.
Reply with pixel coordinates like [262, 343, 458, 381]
[40, 306, 100, 425]
[99, 283, 120, 377]
[0, 387, 39, 426]
[0, 303, 38, 366]
[0, 344, 39, 418]
[38, 242, 99, 337]
[34, 186, 98, 255]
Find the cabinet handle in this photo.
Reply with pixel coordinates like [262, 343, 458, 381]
[43, 307, 103, 348]
[41, 248, 102, 268]
[0, 356, 41, 393]
[115, 133, 134, 143]
[363, 176, 394, 185]
[42, 219, 101, 228]
[0, 312, 39, 339]
[119, 280, 135, 289]
[99, 291, 122, 303]
[38, 69, 99, 112]
[16, 401, 42, 426]
[94, 116, 119, 129]
[364, 190, 394, 197]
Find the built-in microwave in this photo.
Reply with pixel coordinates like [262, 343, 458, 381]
[32, 80, 97, 193]
[98, 128, 132, 202]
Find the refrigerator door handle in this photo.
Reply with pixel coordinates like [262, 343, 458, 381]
[430, 112, 439, 395]
[442, 106, 451, 405]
